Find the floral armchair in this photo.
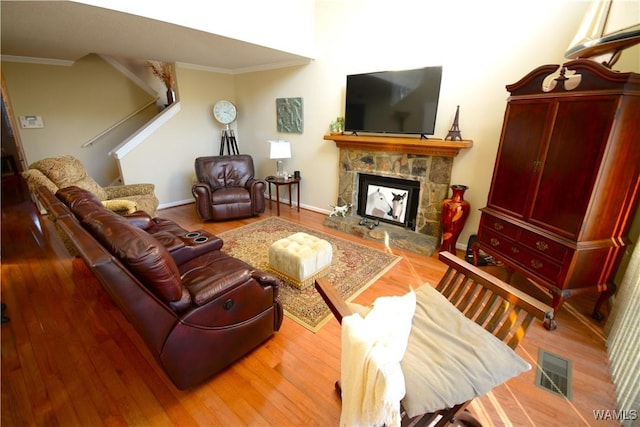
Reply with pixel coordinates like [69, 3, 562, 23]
[22, 155, 159, 217]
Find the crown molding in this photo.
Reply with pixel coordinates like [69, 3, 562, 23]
[0, 55, 75, 66]
[177, 58, 313, 75]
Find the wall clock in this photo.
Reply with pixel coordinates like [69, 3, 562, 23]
[213, 100, 237, 125]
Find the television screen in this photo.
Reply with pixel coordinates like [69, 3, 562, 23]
[344, 66, 443, 136]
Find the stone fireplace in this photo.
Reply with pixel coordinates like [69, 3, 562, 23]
[323, 134, 472, 255]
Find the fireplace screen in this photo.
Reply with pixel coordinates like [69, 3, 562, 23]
[357, 174, 420, 230]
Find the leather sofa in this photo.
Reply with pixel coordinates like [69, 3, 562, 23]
[192, 155, 266, 221]
[37, 185, 283, 390]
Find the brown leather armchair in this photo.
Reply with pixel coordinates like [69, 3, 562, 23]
[192, 155, 266, 221]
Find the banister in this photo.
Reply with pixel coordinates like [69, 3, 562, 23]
[82, 97, 159, 148]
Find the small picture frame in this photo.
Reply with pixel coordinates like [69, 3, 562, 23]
[276, 97, 303, 133]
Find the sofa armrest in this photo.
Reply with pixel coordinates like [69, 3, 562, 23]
[246, 178, 266, 188]
[246, 179, 266, 213]
[186, 268, 252, 306]
[104, 183, 155, 199]
[23, 169, 59, 211]
[251, 269, 281, 294]
[246, 178, 266, 195]
[192, 183, 212, 219]
[180, 262, 280, 328]
[123, 211, 155, 229]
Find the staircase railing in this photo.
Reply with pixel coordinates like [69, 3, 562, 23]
[81, 97, 159, 148]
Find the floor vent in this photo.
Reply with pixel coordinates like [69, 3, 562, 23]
[535, 349, 573, 399]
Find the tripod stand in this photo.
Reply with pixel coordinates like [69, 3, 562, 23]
[219, 127, 240, 155]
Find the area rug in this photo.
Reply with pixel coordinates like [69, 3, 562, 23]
[217, 217, 401, 332]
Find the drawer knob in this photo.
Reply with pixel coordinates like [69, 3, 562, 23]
[490, 238, 500, 247]
[531, 259, 543, 269]
[511, 246, 520, 254]
[536, 241, 549, 251]
[493, 222, 504, 231]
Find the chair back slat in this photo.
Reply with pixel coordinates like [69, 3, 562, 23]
[448, 276, 472, 306]
[437, 252, 553, 349]
[455, 282, 482, 314]
[482, 298, 510, 334]
[493, 305, 521, 341]
[506, 313, 536, 349]
[436, 269, 462, 298]
[463, 286, 491, 319]
[473, 293, 501, 327]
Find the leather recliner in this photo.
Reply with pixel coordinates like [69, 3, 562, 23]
[192, 155, 266, 221]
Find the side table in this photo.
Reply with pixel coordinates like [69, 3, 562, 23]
[266, 177, 300, 216]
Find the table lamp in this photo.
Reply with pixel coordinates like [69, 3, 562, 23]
[269, 140, 291, 178]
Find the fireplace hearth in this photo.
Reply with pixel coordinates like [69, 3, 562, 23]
[324, 215, 439, 256]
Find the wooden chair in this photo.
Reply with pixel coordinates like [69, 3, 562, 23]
[315, 251, 553, 427]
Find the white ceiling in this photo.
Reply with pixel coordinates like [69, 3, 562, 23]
[1, 1, 313, 72]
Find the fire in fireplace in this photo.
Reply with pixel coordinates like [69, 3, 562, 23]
[357, 173, 420, 230]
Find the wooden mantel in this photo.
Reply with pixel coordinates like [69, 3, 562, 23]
[324, 134, 472, 157]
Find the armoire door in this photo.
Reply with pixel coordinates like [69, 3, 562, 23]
[487, 100, 551, 218]
[528, 96, 619, 238]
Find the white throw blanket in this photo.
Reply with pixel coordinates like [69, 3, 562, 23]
[340, 290, 416, 427]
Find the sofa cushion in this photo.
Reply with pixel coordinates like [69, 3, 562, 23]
[30, 155, 108, 200]
[80, 205, 186, 304]
[209, 187, 252, 204]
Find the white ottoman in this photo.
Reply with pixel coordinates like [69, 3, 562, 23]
[268, 232, 333, 290]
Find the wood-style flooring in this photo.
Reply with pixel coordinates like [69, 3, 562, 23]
[1, 176, 619, 426]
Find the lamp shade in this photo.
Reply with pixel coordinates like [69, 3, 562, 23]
[269, 140, 291, 159]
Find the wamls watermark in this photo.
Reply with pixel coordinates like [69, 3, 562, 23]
[593, 409, 638, 422]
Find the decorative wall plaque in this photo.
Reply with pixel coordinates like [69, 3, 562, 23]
[276, 97, 303, 133]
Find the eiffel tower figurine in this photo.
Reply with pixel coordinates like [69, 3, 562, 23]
[445, 105, 463, 141]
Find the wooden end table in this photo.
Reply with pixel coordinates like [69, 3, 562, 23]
[266, 177, 300, 216]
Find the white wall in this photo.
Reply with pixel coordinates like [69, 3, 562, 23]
[234, 0, 640, 248]
[77, 0, 316, 59]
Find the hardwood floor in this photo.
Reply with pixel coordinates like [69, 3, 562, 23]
[1, 177, 619, 426]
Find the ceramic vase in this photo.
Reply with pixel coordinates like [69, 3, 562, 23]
[166, 88, 175, 105]
[440, 185, 470, 254]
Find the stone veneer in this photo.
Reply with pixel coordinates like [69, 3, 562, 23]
[323, 147, 453, 255]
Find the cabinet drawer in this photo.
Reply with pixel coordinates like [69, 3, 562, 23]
[519, 229, 568, 260]
[478, 230, 517, 259]
[478, 230, 563, 284]
[480, 214, 519, 239]
[509, 244, 563, 283]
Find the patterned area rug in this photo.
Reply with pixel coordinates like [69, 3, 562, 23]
[218, 217, 401, 332]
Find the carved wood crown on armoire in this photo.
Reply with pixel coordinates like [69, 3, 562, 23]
[474, 59, 640, 330]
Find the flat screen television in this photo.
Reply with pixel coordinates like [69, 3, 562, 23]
[344, 66, 443, 136]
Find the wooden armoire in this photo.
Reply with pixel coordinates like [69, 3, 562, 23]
[475, 59, 640, 329]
